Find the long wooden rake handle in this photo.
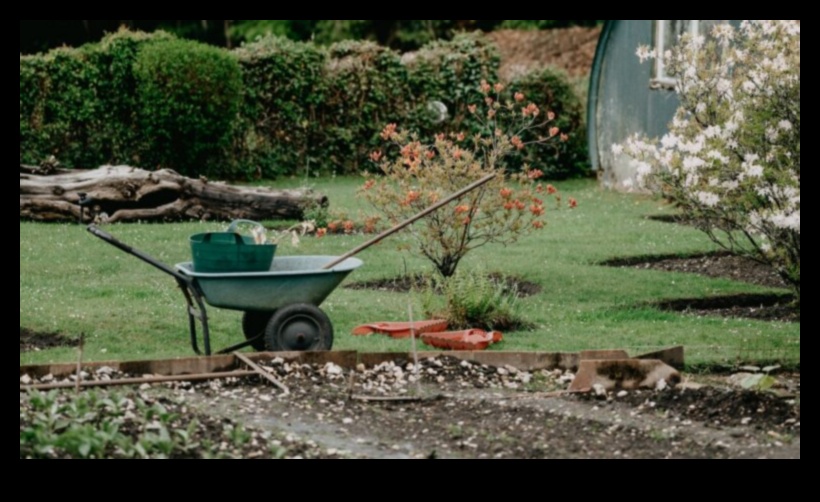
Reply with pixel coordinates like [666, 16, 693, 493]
[322, 173, 496, 270]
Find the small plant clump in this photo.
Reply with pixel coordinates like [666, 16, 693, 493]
[417, 266, 526, 331]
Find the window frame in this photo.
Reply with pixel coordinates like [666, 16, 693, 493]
[652, 20, 702, 89]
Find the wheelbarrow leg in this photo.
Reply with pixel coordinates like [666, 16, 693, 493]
[178, 279, 211, 356]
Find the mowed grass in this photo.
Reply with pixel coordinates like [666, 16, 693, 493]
[20, 177, 799, 368]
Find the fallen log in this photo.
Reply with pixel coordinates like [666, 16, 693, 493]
[20, 165, 327, 223]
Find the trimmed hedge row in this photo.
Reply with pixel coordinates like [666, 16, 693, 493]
[20, 30, 588, 179]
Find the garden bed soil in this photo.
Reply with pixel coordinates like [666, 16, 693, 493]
[20, 327, 78, 353]
[20, 356, 800, 459]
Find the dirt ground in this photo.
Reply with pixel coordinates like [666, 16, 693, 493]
[20, 356, 800, 459]
[486, 27, 602, 80]
[191, 357, 799, 459]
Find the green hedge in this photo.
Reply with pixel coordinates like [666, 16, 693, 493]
[134, 39, 242, 175]
[404, 34, 499, 136]
[234, 36, 326, 179]
[20, 30, 589, 179]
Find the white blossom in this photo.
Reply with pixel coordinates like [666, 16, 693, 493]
[695, 191, 720, 207]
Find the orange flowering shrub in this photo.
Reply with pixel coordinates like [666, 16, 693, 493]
[361, 81, 568, 277]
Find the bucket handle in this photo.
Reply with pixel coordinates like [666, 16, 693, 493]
[226, 219, 265, 234]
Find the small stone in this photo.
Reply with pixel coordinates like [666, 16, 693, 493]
[460, 360, 471, 368]
[324, 363, 343, 376]
[616, 390, 628, 398]
[741, 417, 752, 425]
[139, 383, 151, 391]
[41, 374, 54, 382]
[593, 384, 607, 396]
[20, 374, 32, 385]
[496, 367, 509, 376]
[518, 372, 532, 384]
[356, 363, 365, 372]
[655, 378, 668, 391]
[342, 417, 354, 425]
[97, 366, 115, 375]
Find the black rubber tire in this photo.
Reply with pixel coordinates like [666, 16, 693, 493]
[264, 303, 333, 352]
[242, 311, 274, 351]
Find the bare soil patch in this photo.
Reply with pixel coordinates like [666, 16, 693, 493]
[345, 273, 542, 298]
[601, 252, 797, 322]
[20, 327, 78, 353]
[487, 27, 602, 80]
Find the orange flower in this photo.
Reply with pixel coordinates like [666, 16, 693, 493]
[487, 109, 497, 119]
[462, 216, 471, 226]
[485, 97, 494, 107]
[560, 133, 569, 142]
[455, 204, 471, 215]
[369, 150, 382, 162]
[514, 92, 525, 103]
[480, 80, 491, 94]
[522, 103, 540, 118]
[316, 228, 327, 238]
[343, 220, 355, 234]
[514, 200, 526, 211]
[511, 136, 524, 150]
[504, 202, 514, 211]
[405, 191, 421, 204]
[500, 188, 513, 199]
[328, 222, 338, 232]
[547, 111, 556, 121]
[363, 179, 376, 190]
[453, 149, 462, 160]
[363, 216, 379, 234]
[569, 197, 578, 209]
[435, 133, 446, 142]
[527, 169, 544, 180]
[494, 82, 505, 93]
[536, 184, 544, 194]
[532, 220, 544, 229]
[425, 150, 436, 160]
[380, 123, 397, 140]
[547, 184, 557, 195]
[456, 132, 466, 142]
[549, 127, 560, 138]
[530, 204, 545, 217]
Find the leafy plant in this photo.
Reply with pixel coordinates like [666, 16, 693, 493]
[418, 266, 525, 331]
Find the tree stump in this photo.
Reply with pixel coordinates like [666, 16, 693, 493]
[20, 165, 327, 223]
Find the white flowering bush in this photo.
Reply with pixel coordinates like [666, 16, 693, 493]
[616, 20, 800, 301]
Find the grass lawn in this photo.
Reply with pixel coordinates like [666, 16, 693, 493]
[20, 176, 799, 368]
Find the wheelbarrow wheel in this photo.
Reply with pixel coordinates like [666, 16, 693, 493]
[242, 311, 274, 351]
[265, 303, 333, 351]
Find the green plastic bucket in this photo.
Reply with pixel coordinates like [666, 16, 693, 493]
[190, 220, 276, 273]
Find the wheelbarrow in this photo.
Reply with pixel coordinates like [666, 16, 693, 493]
[85, 173, 497, 356]
[87, 225, 362, 355]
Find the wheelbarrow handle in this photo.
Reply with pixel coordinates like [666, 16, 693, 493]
[86, 224, 190, 283]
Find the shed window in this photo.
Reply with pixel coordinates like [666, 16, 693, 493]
[652, 20, 723, 89]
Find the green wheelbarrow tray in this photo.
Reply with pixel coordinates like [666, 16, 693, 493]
[175, 256, 363, 311]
